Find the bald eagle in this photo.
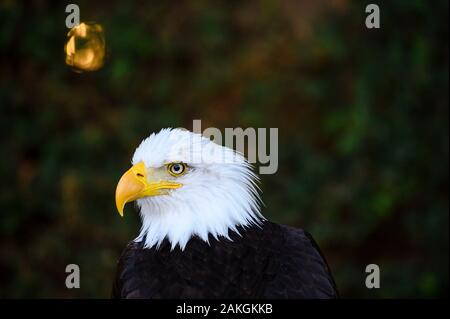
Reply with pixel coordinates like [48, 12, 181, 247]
[112, 128, 338, 298]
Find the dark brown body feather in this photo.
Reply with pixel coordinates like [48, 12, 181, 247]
[112, 221, 338, 298]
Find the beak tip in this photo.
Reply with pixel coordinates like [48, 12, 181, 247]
[116, 202, 124, 217]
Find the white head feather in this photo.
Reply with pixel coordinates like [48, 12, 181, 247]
[131, 128, 265, 250]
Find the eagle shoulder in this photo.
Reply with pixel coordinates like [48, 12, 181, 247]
[112, 241, 146, 298]
[263, 224, 338, 298]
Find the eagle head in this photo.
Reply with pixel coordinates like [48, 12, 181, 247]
[115, 128, 264, 250]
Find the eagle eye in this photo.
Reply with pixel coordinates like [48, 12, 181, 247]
[167, 162, 187, 177]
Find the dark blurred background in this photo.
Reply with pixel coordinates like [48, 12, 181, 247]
[0, 0, 448, 298]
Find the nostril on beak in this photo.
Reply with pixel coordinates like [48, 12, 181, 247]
[136, 173, 144, 177]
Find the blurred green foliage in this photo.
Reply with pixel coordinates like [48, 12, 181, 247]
[0, 0, 448, 298]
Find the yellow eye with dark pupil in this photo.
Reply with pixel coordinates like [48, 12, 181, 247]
[168, 163, 186, 176]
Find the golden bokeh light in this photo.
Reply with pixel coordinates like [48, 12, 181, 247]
[64, 22, 106, 72]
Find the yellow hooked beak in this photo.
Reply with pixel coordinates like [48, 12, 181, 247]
[115, 162, 182, 217]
